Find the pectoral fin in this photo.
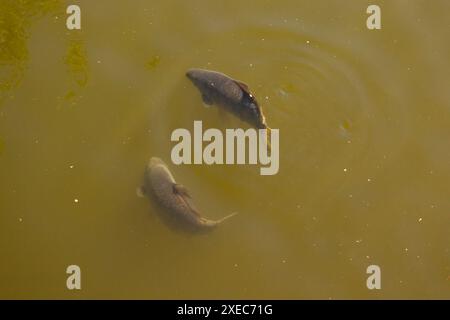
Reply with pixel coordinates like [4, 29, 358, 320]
[172, 183, 191, 198]
[136, 186, 146, 198]
[202, 94, 213, 106]
[234, 80, 249, 92]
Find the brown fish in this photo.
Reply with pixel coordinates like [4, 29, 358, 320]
[186, 68, 272, 145]
[138, 157, 237, 228]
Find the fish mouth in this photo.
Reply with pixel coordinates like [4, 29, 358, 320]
[186, 69, 197, 80]
[186, 68, 207, 82]
[149, 157, 166, 168]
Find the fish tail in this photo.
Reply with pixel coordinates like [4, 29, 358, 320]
[216, 211, 238, 224]
[200, 212, 238, 227]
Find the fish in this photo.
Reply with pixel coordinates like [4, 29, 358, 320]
[186, 68, 272, 148]
[138, 157, 237, 229]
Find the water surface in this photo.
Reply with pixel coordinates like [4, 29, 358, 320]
[0, 0, 449, 299]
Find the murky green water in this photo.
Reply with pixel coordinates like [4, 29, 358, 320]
[0, 0, 449, 299]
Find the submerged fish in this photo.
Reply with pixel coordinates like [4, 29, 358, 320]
[139, 157, 237, 229]
[186, 68, 272, 139]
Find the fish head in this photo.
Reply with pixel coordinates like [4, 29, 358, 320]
[145, 157, 171, 185]
[140, 157, 167, 198]
[186, 68, 217, 93]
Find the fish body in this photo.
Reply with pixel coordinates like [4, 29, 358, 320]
[186, 68, 270, 131]
[140, 157, 237, 228]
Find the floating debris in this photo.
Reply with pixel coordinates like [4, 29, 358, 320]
[64, 90, 76, 101]
[146, 55, 161, 70]
[65, 39, 89, 87]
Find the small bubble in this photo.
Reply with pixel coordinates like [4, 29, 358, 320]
[74, 199, 79, 203]
[343, 168, 348, 172]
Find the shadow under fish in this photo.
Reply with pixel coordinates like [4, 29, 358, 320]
[138, 157, 237, 233]
[186, 68, 272, 149]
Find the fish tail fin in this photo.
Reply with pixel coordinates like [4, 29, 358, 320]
[200, 212, 238, 227]
[265, 126, 272, 152]
[216, 211, 238, 224]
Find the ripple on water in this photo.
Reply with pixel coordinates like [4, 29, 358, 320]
[141, 18, 414, 218]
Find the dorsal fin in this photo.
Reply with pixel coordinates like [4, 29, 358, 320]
[234, 79, 257, 102]
[234, 80, 249, 91]
[172, 183, 191, 198]
[172, 184, 202, 217]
